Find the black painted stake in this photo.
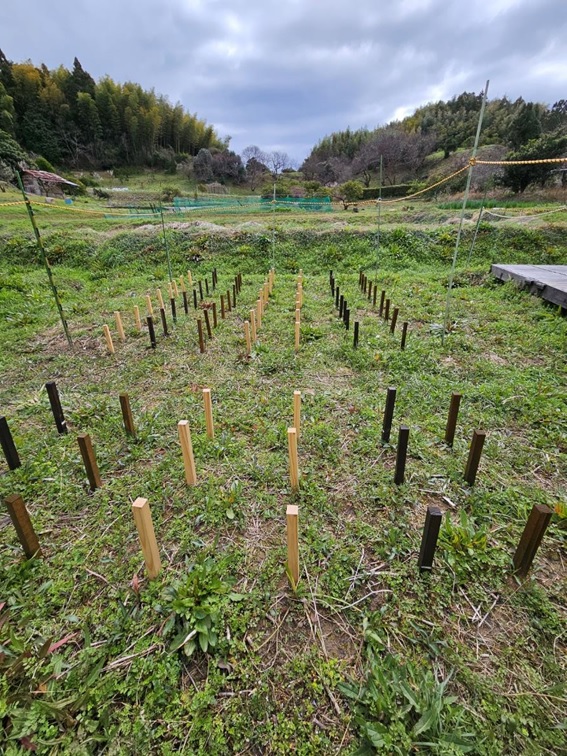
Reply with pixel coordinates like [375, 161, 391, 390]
[394, 425, 409, 485]
[381, 386, 397, 444]
[418, 506, 443, 572]
[335, 286, 340, 309]
[400, 321, 408, 350]
[379, 290, 386, 316]
[390, 307, 399, 334]
[204, 309, 212, 339]
[212, 301, 217, 328]
[384, 298, 391, 321]
[353, 320, 359, 347]
[0, 416, 21, 470]
[160, 307, 169, 336]
[182, 291, 189, 314]
[220, 295, 225, 319]
[464, 430, 486, 485]
[444, 392, 462, 447]
[170, 297, 177, 324]
[226, 289, 232, 311]
[197, 319, 205, 353]
[193, 289, 198, 309]
[373, 286, 377, 307]
[339, 295, 344, 318]
[205, 278, 209, 296]
[513, 504, 553, 576]
[147, 316, 156, 348]
[45, 381, 67, 434]
[345, 308, 350, 331]
[198, 281, 204, 301]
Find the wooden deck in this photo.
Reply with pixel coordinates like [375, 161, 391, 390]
[491, 264, 567, 310]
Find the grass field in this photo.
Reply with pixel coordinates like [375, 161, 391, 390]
[0, 200, 566, 754]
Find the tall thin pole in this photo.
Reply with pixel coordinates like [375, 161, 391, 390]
[466, 188, 488, 265]
[374, 155, 383, 285]
[443, 81, 489, 344]
[17, 172, 73, 347]
[160, 203, 173, 283]
[271, 182, 276, 270]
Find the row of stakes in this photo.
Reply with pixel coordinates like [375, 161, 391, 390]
[329, 270, 409, 350]
[243, 270, 276, 355]
[102, 268, 246, 355]
[2, 382, 553, 582]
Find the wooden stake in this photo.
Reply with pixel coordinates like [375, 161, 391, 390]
[394, 425, 409, 485]
[119, 393, 136, 436]
[103, 324, 115, 355]
[178, 420, 197, 485]
[0, 416, 21, 470]
[294, 320, 300, 352]
[212, 301, 217, 328]
[250, 310, 257, 342]
[513, 504, 553, 577]
[293, 391, 301, 439]
[203, 389, 214, 440]
[187, 270, 193, 287]
[295, 308, 300, 323]
[113, 311, 125, 342]
[156, 288, 165, 310]
[390, 307, 399, 334]
[77, 433, 102, 490]
[226, 289, 232, 311]
[197, 319, 205, 353]
[381, 386, 397, 444]
[464, 430, 486, 486]
[199, 280, 204, 301]
[400, 321, 408, 350]
[233, 284, 237, 307]
[339, 295, 344, 318]
[204, 309, 212, 339]
[287, 427, 299, 492]
[147, 316, 156, 348]
[353, 321, 359, 347]
[418, 506, 442, 572]
[256, 299, 262, 329]
[193, 289, 198, 309]
[160, 307, 169, 336]
[132, 497, 161, 579]
[384, 298, 390, 321]
[335, 286, 340, 308]
[45, 381, 67, 434]
[180, 275, 186, 292]
[444, 392, 462, 447]
[170, 297, 177, 324]
[220, 295, 225, 319]
[205, 278, 209, 296]
[244, 321, 251, 355]
[368, 281, 373, 301]
[5, 493, 41, 558]
[373, 286, 377, 307]
[172, 280, 179, 297]
[146, 294, 154, 317]
[134, 305, 142, 331]
[167, 282, 173, 300]
[379, 290, 385, 316]
[182, 291, 189, 314]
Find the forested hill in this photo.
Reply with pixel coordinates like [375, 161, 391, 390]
[0, 51, 222, 169]
[302, 92, 567, 192]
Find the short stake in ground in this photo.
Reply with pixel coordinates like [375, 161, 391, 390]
[203, 389, 214, 440]
[353, 320, 359, 347]
[115, 311, 126, 342]
[287, 427, 299, 492]
[197, 319, 205, 353]
[77, 433, 102, 490]
[381, 387, 397, 444]
[400, 321, 408, 350]
[5, 493, 41, 558]
[147, 316, 156, 348]
[145, 295, 154, 318]
[0, 416, 21, 470]
[250, 310, 257, 342]
[286, 504, 299, 589]
[244, 321, 251, 356]
[418, 506, 442, 572]
[293, 391, 301, 439]
[294, 320, 300, 352]
[445, 392, 462, 447]
[178, 420, 197, 485]
[204, 309, 212, 339]
[134, 305, 142, 331]
[103, 325, 115, 355]
[119, 393, 136, 436]
[464, 430, 486, 486]
[390, 307, 399, 334]
[513, 504, 553, 577]
[394, 425, 409, 485]
[45, 381, 67, 434]
[132, 497, 161, 579]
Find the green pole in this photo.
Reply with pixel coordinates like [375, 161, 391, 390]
[160, 203, 173, 282]
[374, 155, 383, 285]
[17, 172, 73, 348]
[271, 182, 276, 270]
[442, 81, 489, 344]
[466, 188, 488, 265]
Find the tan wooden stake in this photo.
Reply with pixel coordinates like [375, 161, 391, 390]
[294, 320, 300, 352]
[172, 280, 179, 297]
[244, 321, 251, 355]
[203, 388, 214, 440]
[187, 271, 193, 287]
[134, 305, 142, 331]
[287, 427, 299, 491]
[156, 288, 165, 310]
[103, 324, 115, 354]
[5, 493, 42, 558]
[250, 310, 257, 342]
[180, 275, 186, 292]
[293, 391, 301, 438]
[286, 504, 299, 588]
[132, 497, 161, 579]
[77, 433, 102, 490]
[295, 308, 300, 323]
[114, 311, 126, 342]
[178, 420, 197, 485]
[256, 299, 262, 330]
[146, 294, 154, 317]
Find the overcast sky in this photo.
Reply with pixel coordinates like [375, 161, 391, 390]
[2, 0, 566, 164]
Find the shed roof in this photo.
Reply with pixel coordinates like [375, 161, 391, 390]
[22, 169, 79, 187]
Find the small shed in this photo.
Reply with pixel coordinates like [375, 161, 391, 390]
[22, 169, 78, 198]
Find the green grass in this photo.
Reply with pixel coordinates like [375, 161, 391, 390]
[0, 220, 565, 754]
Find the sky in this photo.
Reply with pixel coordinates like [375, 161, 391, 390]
[2, 0, 566, 164]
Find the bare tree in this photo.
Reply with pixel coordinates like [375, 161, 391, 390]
[242, 145, 268, 190]
[265, 150, 292, 177]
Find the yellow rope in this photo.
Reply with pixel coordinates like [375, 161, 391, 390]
[473, 156, 567, 166]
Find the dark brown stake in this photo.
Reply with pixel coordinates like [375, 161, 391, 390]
[182, 291, 189, 314]
[400, 321, 408, 350]
[330, 270, 334, 286]
[197, 319, 205, 353]
[198, 281, 204, 301]
[390, 307, 399, 334]
[353, 320, 359, 347]
[220, 295, 225, 319]
[226, 289, 232, 311]
[394, 425, 410, 484]
[368, 282, 373, 301]
[358, 270, 363, 287]
[193, 289, 198, 309]
[444, 392, 462, 446]
[204, 309, 213, 339]
[379, 290, 386, 316]
[339, 295, 344, 318]
[77, 433, 102, 490]
[119, 393, 136, 436]
[381, 386, 397, 443]
[345, 308, 350, 331]
[418, 506, 442, 572]
[464, 430, 486, 485]
[45, 381, 67, 434]
[331, 278, 335, 296]
[0, 416, 21, 470]
[335, 286, 340, 308]
[160, 307, 169, 337]
[342, 299, 348, 323]
[363, 276, 367, 294]
[384, 298, 391, 321]
[205, 278, 209, 296]
[147, 316, 156, 348]
[373, 286, 377, 307]
[513, 504, 553, 577]
[232, 284, 237, 307]
[170, 297, 177, 324]
[212, 301, 218, 328]
[5, 494, 41, 558]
